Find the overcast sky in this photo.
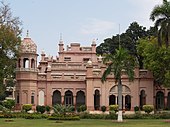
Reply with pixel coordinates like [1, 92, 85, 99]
[6, 0, 162, 58]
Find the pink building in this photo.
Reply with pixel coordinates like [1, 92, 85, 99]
[15, 35, 170, 111]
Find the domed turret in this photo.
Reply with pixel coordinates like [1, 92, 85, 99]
[20, 31, 37, 54]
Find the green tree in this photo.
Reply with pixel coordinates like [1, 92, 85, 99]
[150, 0, 170, 47]
[138, 37, 170, 87]
[101, 47, 136, 122]
[0, 1, 21, 101]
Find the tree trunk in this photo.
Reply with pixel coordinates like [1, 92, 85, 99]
[117, 78, 123, 122]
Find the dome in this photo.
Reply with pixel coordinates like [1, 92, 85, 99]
[20, 37, 37, 54]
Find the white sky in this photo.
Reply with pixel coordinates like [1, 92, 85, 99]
[5, 0, 162, 58]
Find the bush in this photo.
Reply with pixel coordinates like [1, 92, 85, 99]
[134, 106, 139, 112]
[45, 106, 51, 113]
[101, 106, 106, 112]
[109, 105, 118, 112]
[143, 105, 154, 114]
[0, 105, 4, 111]
[22, 104, 32, 112]
[36, 105, 46, 114]
[48, 116, 80, 120]
[2, 99, 15, 110]
[79, 105, 86, 112]
[53, 104, 75, 116]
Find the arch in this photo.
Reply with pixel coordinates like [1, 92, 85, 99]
[38, 90, 45, 106]
[109, 95, 116, 105]
[65, 90, 73, 106]
[110, 85, 131, 94]
[23, 58, 29, 68]
[140, 90, 146, 109]
[52, 90, 61, 105]
[167, 92, 170, 110]
[156, 91, 164, 110]
[76, 91, 85, 108]
[94, 89, 100, 110]
[31, 58, 35, 68]
[125, 95, 131, 110]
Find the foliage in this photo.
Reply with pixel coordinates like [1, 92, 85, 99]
[150, 0, 170, 47]
[134, 106, 140, 112]
[2, 99, 15, 110]
[53, 104, 75, 116]
[22, 104, 32, 112]
[36, 105, 46, 114]
[48, 116, 80, 121]
[109, 105, 118, 112]
[79, 105, 86, 112]
[138, 37, 170, 87]
[101, 106, 106, 112]
[143, 105, 154, 114]
[45, 105, 51, 113]
[0, 1, 22, 101]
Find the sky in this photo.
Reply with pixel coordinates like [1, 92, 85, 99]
[5, 0, 162, 58]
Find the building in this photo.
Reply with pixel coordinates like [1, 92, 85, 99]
[15, 35, 170, 111]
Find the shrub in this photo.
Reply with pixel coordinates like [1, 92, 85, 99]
[22, 104, 32, 112]
[79, 105, 86, 112]
[45, 106, 51, 113]
[134, 106, 139, 112]
[143, 105, 154, 114]
[53, 104, 75, 116]
[2, 99, 15, 110]
[109, 105, 118, 112]
[48, 116, 80, 120]
[36, 105, 46, 114]
[0, 105, 4, 111]
[101, 106, 106, 112]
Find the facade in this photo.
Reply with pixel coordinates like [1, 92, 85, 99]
[15, 35, 170, 111]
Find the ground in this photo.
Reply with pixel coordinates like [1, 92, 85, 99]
[0, 119, 170, 127]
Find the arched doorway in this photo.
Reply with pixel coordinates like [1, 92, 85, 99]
[76, 91, 85, 108]
[52, 90, 61, 105]
[109, 95, 116, 105]
[125, 95, 131, 110]
[167, 92, 170, 110]
[140, 90, 146, 109]
[94, 89, 100, 110]
[156, 91, 164, 110]
[31, 58, 35, 68]
[65, 90, 73, 106]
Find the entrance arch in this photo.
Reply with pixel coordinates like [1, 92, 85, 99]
[156, 91, 164, 110]
[76, 91, 85, 108]
[94, 89, 100, 110]
[52, 90, 61, 105]
[65, 90, 73, 106]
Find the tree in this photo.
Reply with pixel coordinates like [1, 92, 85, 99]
[138, 37, 170, 87]
[101, 47, 136, 122]
[150, 0, 170, 47]
[0, 1, 22, 101]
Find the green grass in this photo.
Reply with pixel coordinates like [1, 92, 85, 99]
[0, 119, 170, 127]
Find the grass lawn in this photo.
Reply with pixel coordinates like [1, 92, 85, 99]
[0, 119, 170, 127]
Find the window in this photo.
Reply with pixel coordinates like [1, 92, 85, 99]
[17, 93, 19, 104]
[83, 58, 89, 62]
[31, 96, 34, 104]
[64, 57, 71, 61]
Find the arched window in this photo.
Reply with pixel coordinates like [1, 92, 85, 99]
[94, 89, 100, 110]
[140, 90, 146, 109]
[167, 92, 170, 110]
[109, 95, 116, 105]
[31, 59, 35, 68]
[65, 90, 73, 106]
[125, 95, 131, 110]
[39, 90, 45, 106]
[23, 58, 29, 68]
[156, 91, 164, 110]
[76, 91, 85, 108]
[52, 90, 61, 105]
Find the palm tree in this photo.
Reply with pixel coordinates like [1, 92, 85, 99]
[102, 47, 136, 122]
[150, 0, 170, 47]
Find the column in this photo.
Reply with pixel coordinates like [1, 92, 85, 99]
[74, 96, 76, 107]
[61, 95, 64, 105]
